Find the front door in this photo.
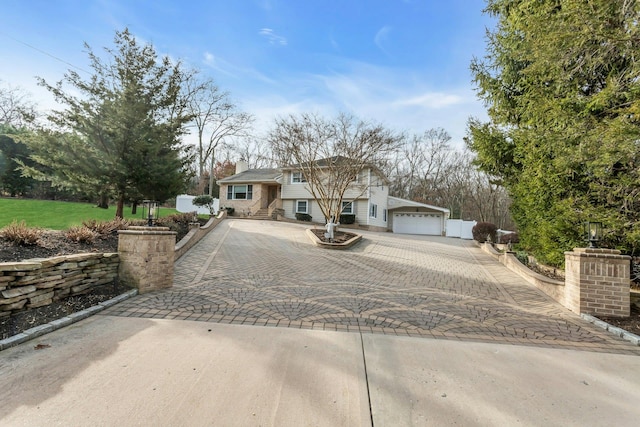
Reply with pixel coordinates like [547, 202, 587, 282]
[268, 186, 278, 205]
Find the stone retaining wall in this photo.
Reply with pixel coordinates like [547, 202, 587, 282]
[0, 253, 119, 318]
[175, 210, 227, 260]
[1, 213, 229, 316]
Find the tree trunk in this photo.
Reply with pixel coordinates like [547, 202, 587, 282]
[97, 193, 109, 209]
[131, 201, 138, 215]
[115, 194, 125, 218]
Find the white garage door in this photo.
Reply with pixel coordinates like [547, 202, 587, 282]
[393, 212, 442, 235]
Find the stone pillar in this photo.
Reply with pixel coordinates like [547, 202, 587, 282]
[117, 226, 177, 294]
[565, 248, 630, 317]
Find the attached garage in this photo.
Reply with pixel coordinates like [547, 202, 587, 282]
[392, 212, 443, 235]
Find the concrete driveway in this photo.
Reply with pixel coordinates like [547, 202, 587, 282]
[2, 219, 640, 426]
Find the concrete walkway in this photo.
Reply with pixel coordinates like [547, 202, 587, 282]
[2, 219, 640, 426]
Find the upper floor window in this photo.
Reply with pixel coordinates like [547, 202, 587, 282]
[227, 184, 253, 200]
[291, 171, 307, 183]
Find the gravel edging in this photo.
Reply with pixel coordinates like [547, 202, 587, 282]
[0, 289, 138, 351]
[581, 313, 640, 346]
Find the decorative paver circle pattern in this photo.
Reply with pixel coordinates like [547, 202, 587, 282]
[102, 219, 640, 354]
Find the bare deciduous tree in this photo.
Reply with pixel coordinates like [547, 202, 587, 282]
[268, 112, 401, 223]
[0, 81, 37, 128]
[186, 75, 253, 195]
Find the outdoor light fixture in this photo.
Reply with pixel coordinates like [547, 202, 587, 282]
[585, 221, 602, 248]
[142, 200, 159, 226]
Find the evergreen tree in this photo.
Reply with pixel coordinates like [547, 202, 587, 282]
[22, 29, 194, 217]
[468, 0, 640, 265]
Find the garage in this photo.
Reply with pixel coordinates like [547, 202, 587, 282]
[392, 212, 443, 235]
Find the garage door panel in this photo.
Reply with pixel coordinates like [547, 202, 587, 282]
[393, 213, 442, 235]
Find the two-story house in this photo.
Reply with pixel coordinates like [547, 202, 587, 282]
[218, 158, 450, 235]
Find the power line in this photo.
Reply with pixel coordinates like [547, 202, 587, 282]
[0, 30, 90, 74]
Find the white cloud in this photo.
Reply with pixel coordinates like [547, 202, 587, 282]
[393, 92, 464, 109]
[259, 28, 287, 46]
[202, 51, 276, 84]
[374, 25, 392, 55]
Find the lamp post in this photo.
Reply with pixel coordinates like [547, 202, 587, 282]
[142, 200, 159, 226]
[585, 221, 602, 248]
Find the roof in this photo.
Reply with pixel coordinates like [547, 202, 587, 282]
[282, 156, 351, 169]
[281, 156, 390, 184]
[387, 196, 450, 214]
[217, 169, 282, 184]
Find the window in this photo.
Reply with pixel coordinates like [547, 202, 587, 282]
[341, 201, 353, 214]
[296, 200, 308, 214]
[227, 184, 253, 200]
[369, 203, 378, 218]
[383, 209, 387, 222]
[292, 171, 307, 183]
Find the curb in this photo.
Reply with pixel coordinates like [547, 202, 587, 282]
[581, 313, 640, 346]
[0, 289, 138, 351]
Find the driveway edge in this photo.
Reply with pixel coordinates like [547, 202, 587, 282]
[0, 289, 138, 351]
[581, 313, 640, 346]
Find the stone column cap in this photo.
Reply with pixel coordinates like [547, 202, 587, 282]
[118, 226, 176, 235]
[570, 248, 621, 255]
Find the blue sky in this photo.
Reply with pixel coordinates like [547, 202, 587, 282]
[1, 0, 494, 148]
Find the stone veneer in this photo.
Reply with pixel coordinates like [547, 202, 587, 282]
[117, 226, 176, 293]
[0, 253, 119, 318]
[565, 248, 630, 317]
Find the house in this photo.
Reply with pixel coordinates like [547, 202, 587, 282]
[218, 159, 450, 235]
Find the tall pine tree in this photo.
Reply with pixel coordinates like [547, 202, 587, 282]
[22, 29, 194, 217]
[468, 0, 640, 265]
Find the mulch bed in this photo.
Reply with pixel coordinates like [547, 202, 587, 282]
[0, 222, 197, 341]
[309, 228, 358, 244]
[0, 282, 130, 340]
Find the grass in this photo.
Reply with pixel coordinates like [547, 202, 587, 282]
[0, 198, 180, 230]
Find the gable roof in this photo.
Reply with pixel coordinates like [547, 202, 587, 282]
[387, 196, 450, 214]
[217, 168, 282, 184]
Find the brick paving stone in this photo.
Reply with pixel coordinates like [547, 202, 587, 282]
[100, 219, 640, 354]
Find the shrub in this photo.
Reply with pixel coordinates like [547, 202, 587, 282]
[515, 251, 529, 266]
[158, 212, 197, 226]
[472, 222, 497, 243]
[339, 214, 356, 224]
[295, 213, 312, 222]
[65, 226, 98, 244]
[0, 220, 42, 246]
[498, 232, 519, 244]
[192, 195, 214, 214]
[82, 218, 130, 236]
[223, 206, 235, 215]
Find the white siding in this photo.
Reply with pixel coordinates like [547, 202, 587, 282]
[366, 174, 389, 229]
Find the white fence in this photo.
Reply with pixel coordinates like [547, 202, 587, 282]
[175, 194, 219, 215]
[445, 219, 476, 240]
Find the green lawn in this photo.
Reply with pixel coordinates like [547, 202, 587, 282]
[0, 198, 179, 230]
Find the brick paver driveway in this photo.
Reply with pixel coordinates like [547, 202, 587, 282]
[102, 219, 639, 354]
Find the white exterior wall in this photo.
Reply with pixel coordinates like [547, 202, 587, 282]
[175, 195, 219, 215]
[282, 198, 323, 222]
[365, 170, 389, 229]
[280, 168, 389, 228]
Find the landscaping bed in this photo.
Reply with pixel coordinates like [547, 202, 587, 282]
[0, 214, 204, 342]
